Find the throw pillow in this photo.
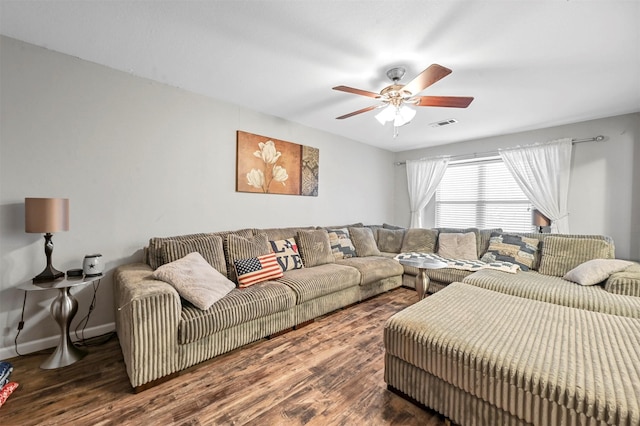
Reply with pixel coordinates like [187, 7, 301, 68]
[437, 232, 478, 260]
[563, 259, 633, 286]
[152, 252, 235, 310]
[377, 228, 406, 253]
[234, 253, 284, 288]
[160, 235, 227, 276]
[0, 382, 19, 408]
[224, 233, 271, 283]
[538, 236, 613, 277]
[269, 238, 304, 271]
[481, 232, 539, 271]
[349, 227, 381, 257]
[296, 229, 335, 267]
[326, 228, 357, 259]
[0, 362, 12, 388]
[400, 228, 439, 253]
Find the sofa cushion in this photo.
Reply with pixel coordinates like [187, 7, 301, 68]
[152, 252, 235, 310]
[563, 259, 634, 286]
[160, 234, 227, 276]
[337, 256, 404, 285]
[437, 232, 478, 260]
[477, 228, 503, 257]
[179, 280, 296, 344]
[400, 228, 438, 253]
[224, 233, 271, 283]
[276, 263, 360, 303]
[377, 228, 406, 253]
[296, 229, 335, 267]
[383, 223, 405, 230]
[259, 226, 316, 241]
[480, 232, 539, 271]
[605, 263, 640, 297]
[269, 238, 304, 271]
[327, 228, 357, 260]
[349, 227, 381, 257]
[462, 269, 640, 318]
[538, 236, 614, 277]
[147, 228, 254, 270]
[234, 253, 284, 288]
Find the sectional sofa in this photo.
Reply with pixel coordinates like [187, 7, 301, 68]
[114, 222, 640, 425]
[383, 230, 640, 425]
[115, 223, 410, 391]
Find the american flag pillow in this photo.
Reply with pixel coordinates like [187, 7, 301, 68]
[234, 253, 284, 288]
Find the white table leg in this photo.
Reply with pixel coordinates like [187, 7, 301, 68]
[40, 287, 87, 369]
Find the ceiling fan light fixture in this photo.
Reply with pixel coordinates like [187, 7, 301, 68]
[394, 105, 416, 127]
[375, 104, 396, 125]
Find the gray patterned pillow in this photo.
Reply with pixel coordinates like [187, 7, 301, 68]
[400, 228, 439, 253]
[161, 235, 227, 276]
[377, 228, 405, 253]
[349, 227, 381, 257]
[327, 228, 357, 259]
[480, 233, 539, 271]
[224, 233, 271, 283]
[296, 229, 335, 267]
[538, 236, 613, 277]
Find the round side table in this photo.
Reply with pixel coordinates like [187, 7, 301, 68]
[398, 258, 447, 300]
[17, 276, 100, 369]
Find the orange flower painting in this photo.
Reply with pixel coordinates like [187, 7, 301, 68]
[236, 131, 319, 196]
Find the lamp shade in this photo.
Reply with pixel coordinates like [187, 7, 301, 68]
[25, 198, 69, 233]
[531, 209, 551, 227]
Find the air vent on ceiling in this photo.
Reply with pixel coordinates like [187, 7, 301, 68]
[429, 118, 458, 128]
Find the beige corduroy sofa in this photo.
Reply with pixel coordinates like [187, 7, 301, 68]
[383, 231, 640, 425]
[115, 223, 413, 391]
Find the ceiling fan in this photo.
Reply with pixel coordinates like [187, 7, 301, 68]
[333, 64, 474, 136]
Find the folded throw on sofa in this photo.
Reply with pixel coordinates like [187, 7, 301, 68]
[395, 252, 520, 274]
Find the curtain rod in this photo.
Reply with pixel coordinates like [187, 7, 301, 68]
[394, 135, 605, 166]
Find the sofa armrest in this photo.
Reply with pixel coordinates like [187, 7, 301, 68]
[114, 263, 182, 389]
[604, 263, 640, 297]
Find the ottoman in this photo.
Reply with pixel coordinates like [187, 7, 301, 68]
[384, 282, 640, 425]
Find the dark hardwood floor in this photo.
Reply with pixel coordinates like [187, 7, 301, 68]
[3, 287, 447, 425]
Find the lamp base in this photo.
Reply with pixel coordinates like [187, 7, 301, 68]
[33, 265, 65, 283]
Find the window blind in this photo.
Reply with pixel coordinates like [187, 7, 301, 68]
[435, 158, 534, 232]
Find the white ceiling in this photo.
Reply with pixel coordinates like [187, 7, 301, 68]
[1, 1, 639, 152]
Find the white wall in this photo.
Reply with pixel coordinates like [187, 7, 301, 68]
[393, 113, 640, 260]
[0, 36, 396, 357]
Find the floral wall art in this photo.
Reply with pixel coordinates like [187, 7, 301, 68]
[236, 131, 319, 196]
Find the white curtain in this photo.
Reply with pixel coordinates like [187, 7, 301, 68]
[406, 156, 450, 228]
[499, 138, 572, 233]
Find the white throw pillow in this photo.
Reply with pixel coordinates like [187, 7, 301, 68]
[563, 259, 633, 286]
[437, 232, 478, 260]
[152, 252, 235, 310]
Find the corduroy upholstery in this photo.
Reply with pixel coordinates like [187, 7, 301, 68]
[115, 224, 405, 390]
[337, 256, 404, 286]
[605, 263, 640, 296]
[161, 235, 227, 276]
[384, 282, 640, 426]
[463, 269, 640, 318]
[276, 263, 360, 303]
[179, 281, 296, 344]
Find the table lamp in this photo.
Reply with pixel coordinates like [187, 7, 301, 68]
[25, 198, 69, 282]
[532, 209, 551, 233]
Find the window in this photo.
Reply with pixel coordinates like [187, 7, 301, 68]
[435, 157, 534, 232]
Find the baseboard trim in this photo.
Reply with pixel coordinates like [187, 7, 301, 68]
[0, 322, 116, 360]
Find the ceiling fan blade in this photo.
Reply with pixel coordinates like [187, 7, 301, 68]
[415, 96, 474, 108]
[403, 64, 452, 96]
[336, 105, 379, 119]
[333, 85, 381, 99]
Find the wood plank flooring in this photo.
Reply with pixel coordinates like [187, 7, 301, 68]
[3, 287, 447, 425]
